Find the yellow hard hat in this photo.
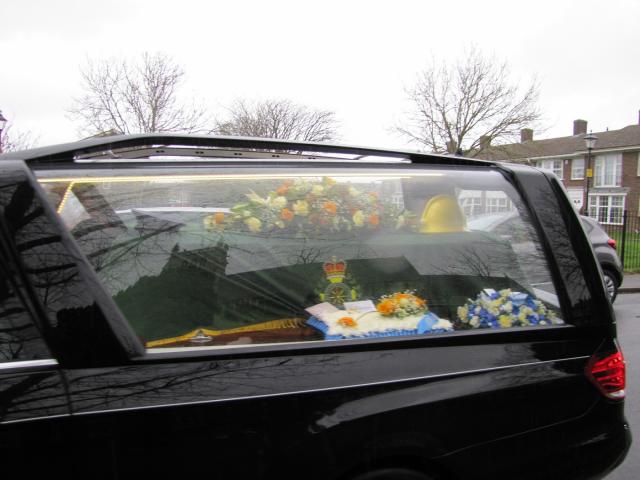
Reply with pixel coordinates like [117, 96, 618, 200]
[419, 194, 467, 233]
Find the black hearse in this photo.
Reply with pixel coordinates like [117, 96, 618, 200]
[0, 135, 631, 479]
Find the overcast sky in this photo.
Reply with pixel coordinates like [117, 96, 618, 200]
[1, 0, 639, 150]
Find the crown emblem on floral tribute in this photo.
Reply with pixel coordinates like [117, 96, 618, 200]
[323, 256, 347, 284]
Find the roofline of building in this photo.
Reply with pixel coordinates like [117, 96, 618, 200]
[504, 144, 640, 162]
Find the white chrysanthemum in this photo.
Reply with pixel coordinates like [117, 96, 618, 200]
[272, 196, 287, 209]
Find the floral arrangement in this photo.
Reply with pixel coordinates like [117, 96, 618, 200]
[203, 177, 414, 234]
[456, 289, 563, 329]
[376, 291, 427, 318]
[306, 307, 452, 340]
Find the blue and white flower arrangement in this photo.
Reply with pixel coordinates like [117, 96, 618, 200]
[456, 289, 563, 329]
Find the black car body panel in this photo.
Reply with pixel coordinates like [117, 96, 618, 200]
[0, 135, 631, 479]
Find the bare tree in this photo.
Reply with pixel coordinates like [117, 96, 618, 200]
[68, 52, 211, 136]
[396, 47, 541, 156]
[0, 124, 39, 153]
[216, 98, 338, 142]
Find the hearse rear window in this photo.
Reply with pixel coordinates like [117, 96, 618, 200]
[39, 168, 564, 350]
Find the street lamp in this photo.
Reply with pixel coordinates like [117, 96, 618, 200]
[583, 132, 597, 216]
[0, 111, 7, 154]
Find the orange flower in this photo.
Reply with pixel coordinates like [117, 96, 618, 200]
[280, 208, 294, 221]
[323, 201, 338, 215]
[369, 213, 380, 226]
[376, 299, 396, 316]
[394, 293, 411, 300]
[276, 180, 293, 196]
[214, 212, 225, 224]
[338, 316, 357, 328]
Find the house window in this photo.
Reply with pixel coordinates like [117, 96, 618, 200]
[458, 191, 483, 217]
[588, 194, 625, 225]
[486, 196, 512, 214]
[593, 153, 622, 187]
[571, 158, 585, 180]
[537, 159, 563, 179]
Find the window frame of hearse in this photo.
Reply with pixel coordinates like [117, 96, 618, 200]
[0, 135, 604, 366]
[31, 171, 580, 362]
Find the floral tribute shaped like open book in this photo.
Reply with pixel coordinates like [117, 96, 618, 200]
[306, 292, 453, 340]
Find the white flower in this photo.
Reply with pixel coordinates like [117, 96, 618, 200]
[312, 185, 324, 195]
[349, 186, 360, 197]
[272, 196, 287, 209]
[246, 190, 267, 205]
[470, 316, 480, 327]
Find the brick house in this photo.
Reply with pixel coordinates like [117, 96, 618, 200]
[477, 117, 640, 225]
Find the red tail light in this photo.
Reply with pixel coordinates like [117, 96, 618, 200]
[587, 349, 626, 400]
[607, 238, 617, 250]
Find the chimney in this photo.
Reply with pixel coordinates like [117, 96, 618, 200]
[446, 140, 457, 154]
[573, 119, 587, 136]
[479, 136, 491, 149]
[520, 128, 533, 143]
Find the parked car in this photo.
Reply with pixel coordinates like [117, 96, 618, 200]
[580, 215, 624, 302]
[0, 134, 630, 479]
[467, 212, 624, 302]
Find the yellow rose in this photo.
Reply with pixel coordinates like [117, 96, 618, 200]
[312, 185, 324, 195]
[457, 305, 468, 321]
[498, 315, 512, 328]
[352, 210, 364, 227]
[293, 200, 309, 216]
[349, 186, 360, 197]
[244, 217, 262, 232]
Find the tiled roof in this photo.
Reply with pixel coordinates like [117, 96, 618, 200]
[477, 124, 640, 161]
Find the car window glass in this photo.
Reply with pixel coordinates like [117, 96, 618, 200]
[0, 254, 51, 363]
[39, 167, 565, 351]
